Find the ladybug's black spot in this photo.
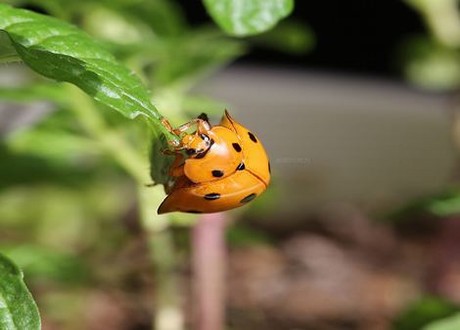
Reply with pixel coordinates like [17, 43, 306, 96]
[268, 161, 271, 174]
[236, 162, 245, 171]
[240, 193, 257, 204]
[204, 193, 221, 200]
[212, 170, 224, 178]
[232, 143, 242, 152]
[248, 132, 258, 143]
[187, 210, 202, 214]
[186, 148, 196, 155]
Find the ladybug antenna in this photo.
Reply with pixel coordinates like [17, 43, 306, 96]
[198, 113, 209, 123]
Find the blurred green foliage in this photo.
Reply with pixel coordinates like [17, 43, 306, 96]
[392, 1, 460, 328]
[387, 188, 460, 222]
[394, 296, 460, 330]
[226, 224, 273, 247]
[392, 0, 460, 222]
[424, 313, 460, 330]
[398, 35, 460, 90]
[401, 0, 460, 90]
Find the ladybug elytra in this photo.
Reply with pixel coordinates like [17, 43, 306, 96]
[157, 110, 270, 214]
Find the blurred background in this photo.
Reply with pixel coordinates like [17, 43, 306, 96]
[2, 0, 460, 329]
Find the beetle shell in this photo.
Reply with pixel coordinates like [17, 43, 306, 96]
[158, 110, 270, 214]
[157, 170, 266, 214]
[183, 127, 243, 183]
[220, 111, 270, 186]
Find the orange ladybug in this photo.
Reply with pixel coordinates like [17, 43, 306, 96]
[158, 110, 270, 214]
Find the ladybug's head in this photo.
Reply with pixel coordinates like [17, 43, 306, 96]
[181, 132, 213, 157]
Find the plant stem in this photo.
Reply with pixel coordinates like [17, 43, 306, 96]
[66, 85, 149, 183]
[139, 186, 184, 330]
[192, 213, 228, 330]
[67, 85, 183, 330]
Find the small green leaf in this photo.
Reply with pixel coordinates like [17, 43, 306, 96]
[393, 296, 459, 330]
[424, 313, 460, 330]
[203, 0, 294, 36]
[0, 253, 40, 330]
[0, 4, 162, 122]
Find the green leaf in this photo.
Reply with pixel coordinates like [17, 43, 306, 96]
[0, 253, 40, 330]
[393, 296, 459, 330]
[203, 0, 294, 36]
[0, 28, 19, 63]
[0, 4, 162, 122]
[424, 313, 460, 330]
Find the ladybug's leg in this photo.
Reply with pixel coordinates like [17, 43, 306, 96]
[161, 118, 182, 149]
[160, 117, 202, 135]
[161, 116, 211, 152]
[160, 117, 175, 132]
[173, 118, 211, 136]
[164, 119, 211, 152]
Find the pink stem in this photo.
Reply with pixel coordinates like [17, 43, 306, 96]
[191, 212, 228, 330]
